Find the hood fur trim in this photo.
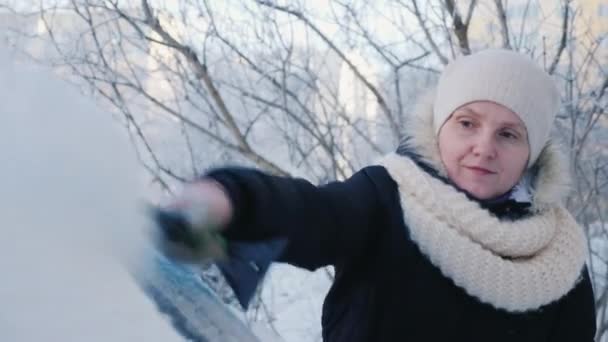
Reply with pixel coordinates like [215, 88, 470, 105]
[398, 89, 572, 211]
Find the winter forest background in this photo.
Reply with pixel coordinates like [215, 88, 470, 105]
[1, 0, 607, 341]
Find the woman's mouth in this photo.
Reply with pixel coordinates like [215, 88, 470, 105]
[465, 166, 496, 175]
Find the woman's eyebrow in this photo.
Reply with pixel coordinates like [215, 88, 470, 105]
[501, 121, 526, 130]
[454, 107, 480, 116]
[455, 107, 526, 129]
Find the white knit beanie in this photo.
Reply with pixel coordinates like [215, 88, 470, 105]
[433, 49, 561, 167]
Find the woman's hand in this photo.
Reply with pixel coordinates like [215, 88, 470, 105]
[150, 180, 233, 263]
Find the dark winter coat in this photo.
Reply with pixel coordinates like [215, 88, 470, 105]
[206, 159, 596, 342]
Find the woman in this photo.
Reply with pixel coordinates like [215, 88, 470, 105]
[153, 49, 597, 341]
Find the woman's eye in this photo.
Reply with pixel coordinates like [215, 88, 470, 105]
[500, 131, 517, 139]
[459, 120, 473, 128]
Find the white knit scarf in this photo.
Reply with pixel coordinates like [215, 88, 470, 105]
[379, 153, 587, 312]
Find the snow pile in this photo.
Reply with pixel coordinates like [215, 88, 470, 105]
[259, 264, 331, 342]
[0, 49, 184, 341]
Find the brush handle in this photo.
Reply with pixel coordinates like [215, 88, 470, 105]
[149, 205, 227, 263]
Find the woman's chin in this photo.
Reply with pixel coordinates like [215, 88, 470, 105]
[458, 183, 503, 201]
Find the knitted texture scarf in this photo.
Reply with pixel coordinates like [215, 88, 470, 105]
[379, 153, 587, 312]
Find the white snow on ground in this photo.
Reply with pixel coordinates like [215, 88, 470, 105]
[0, 49, 184, 341]
[589, 221, 608, 342]
[590, 222, 607, 286]
[258, 264, 332, 342]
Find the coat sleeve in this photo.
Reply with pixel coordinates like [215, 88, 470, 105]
[205, 166, 385, 271]
[548, 267, 597, 341]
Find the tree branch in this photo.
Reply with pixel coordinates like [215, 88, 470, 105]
[408, 0, 449, 64]
[494, 0, 511, 49]
[548, 0, 570, 74]
[140, 0, 288, 176]
[443, 0, 472, 55]
[255, 0, 401, 139]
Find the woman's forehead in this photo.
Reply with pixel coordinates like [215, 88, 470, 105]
[454, 102, 526, 128]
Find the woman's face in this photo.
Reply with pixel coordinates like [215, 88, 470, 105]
[437, 101, 530, 200]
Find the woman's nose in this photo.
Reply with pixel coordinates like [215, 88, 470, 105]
[471, 133, 497, 159]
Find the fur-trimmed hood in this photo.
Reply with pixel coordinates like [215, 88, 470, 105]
[396, 90, 572, 212]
